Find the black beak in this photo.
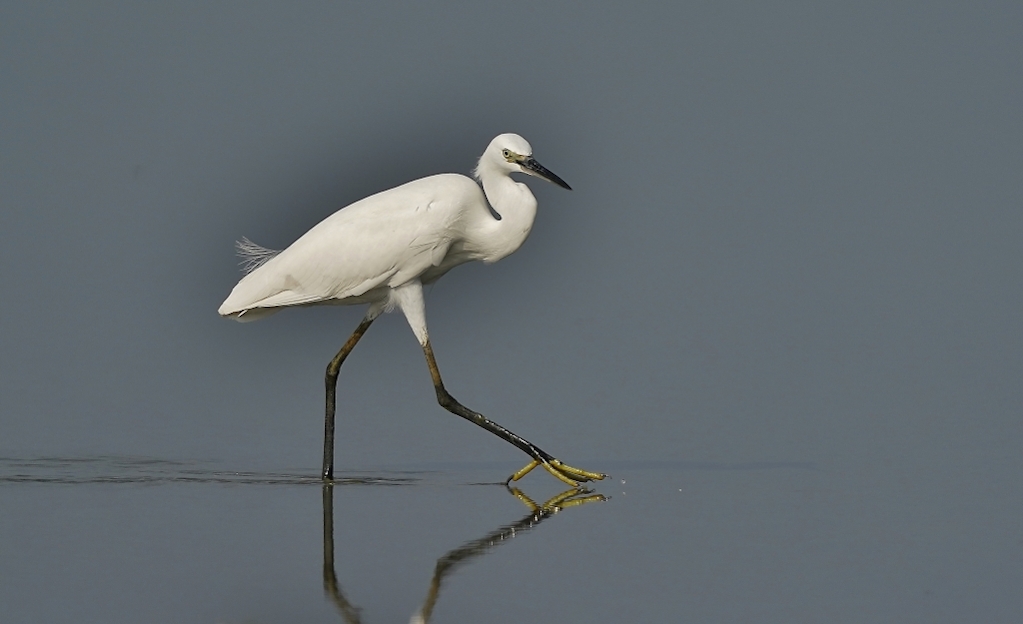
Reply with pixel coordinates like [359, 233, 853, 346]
[520, 157, 572, 190]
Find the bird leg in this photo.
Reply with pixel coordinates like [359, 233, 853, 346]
[508, 458, 607, 486]
[323, 316, 376, 480]
[420, 339, 606, 487]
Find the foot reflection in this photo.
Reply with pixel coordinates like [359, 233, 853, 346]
[321, 485, 605, 624]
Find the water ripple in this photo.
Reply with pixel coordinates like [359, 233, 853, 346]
[0, 456, 419, 486]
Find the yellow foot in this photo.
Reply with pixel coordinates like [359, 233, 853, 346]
[506, 458, 607, 487]
[508, 486, 607, 512]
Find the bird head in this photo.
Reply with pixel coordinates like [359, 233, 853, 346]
[476, 133, 572, 190]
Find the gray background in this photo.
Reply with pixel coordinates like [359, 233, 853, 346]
[1, 2, 1021, 622]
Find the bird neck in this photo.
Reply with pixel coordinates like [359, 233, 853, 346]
[477, 173, 538, 263]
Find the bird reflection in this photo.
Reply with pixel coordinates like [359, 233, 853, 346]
[321, 485, 605, 623]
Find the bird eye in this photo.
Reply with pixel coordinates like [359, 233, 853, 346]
[501, 149, 511, 159]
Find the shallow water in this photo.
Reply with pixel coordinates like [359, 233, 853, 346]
[2, 456, 1019, 623]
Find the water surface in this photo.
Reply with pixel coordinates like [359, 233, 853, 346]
[2, 455, 1019, 622]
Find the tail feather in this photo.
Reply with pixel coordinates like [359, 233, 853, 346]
[222, 307, 281, 322]
[235, 237, 281, 274]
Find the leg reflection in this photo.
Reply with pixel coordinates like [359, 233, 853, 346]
[414, 487, 605, 623]
[322, 484, 363, 624]
[321, 484, 605, 624]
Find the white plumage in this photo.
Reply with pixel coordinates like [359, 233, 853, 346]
[218, 133, 605, 487]
[220, 135, 546, 324]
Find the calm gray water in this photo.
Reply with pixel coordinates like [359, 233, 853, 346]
[2, 454, 1020, 622]
[2, 3, 1022, 622]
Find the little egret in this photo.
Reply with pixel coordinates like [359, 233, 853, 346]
[219, 133, 605, 487]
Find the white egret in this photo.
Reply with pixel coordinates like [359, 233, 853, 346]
[219, 133, 604, 487]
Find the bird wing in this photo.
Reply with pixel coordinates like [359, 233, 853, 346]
[219, 174, 481, 318]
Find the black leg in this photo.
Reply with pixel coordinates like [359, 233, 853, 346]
[420, 339, 605, 486]
[323, 317, 375, 480]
